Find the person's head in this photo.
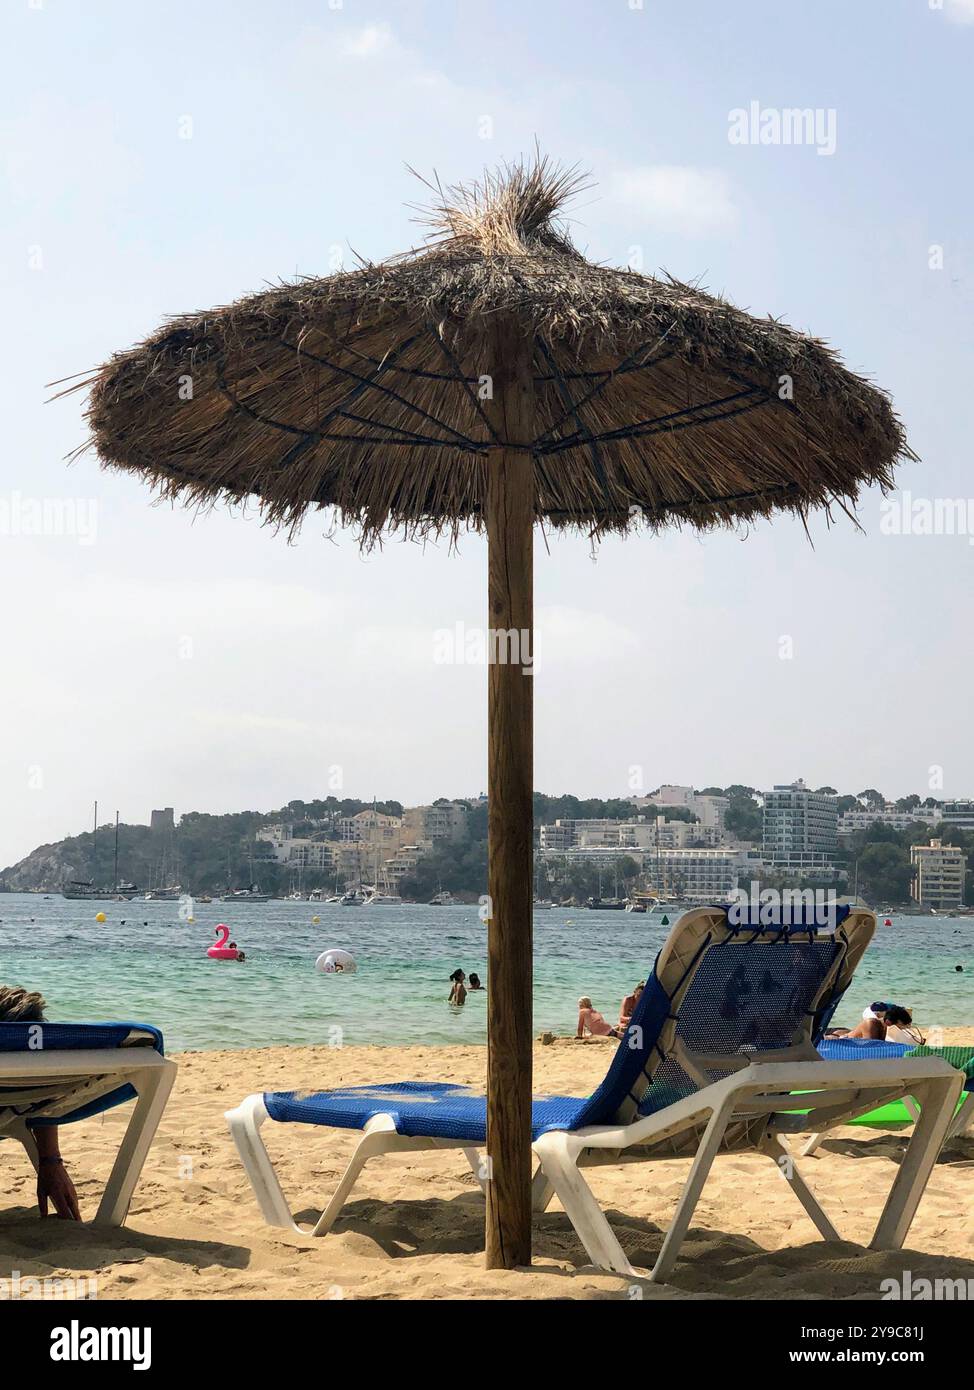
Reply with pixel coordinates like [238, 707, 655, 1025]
[633, 982, 644, 998]
[450, 969, 466, 983]
[885, 1005, 913, 1026]
[237, 951, 246, 962]
[469, 973, 481, 988]
[869, 1001, 892, 1016]
[0, 985, 46, 1022]
[578, 996, 592, 1011]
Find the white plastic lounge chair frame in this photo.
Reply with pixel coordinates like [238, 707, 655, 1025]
[801, 1076, 974, 1158]
[226, 908, 962, 1281]
[1, 1045, 176, 1226]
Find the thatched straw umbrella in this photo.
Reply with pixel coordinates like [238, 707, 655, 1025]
[69, 155, 911, 1270]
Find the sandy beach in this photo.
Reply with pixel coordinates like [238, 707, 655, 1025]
[2, 1035, 973, 1301]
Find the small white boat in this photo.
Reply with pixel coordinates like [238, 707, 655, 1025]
[221, 887, 271, 903]
[533, 899, 554, 910]
[429, 889, 455, 906]
[144, 885, 182, 902]
[362, 887, 403, 906]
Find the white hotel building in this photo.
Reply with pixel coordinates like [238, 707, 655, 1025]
[838, 805, 940, 838]
[762, 780, 839, 876]
[910, 839, 967, 909]
[540, 843, 746, 901]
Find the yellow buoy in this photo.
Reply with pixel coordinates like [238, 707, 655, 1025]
[187, 915, 195, 924]
[95, 911, 107, 923]
[312, 914, 321, 925]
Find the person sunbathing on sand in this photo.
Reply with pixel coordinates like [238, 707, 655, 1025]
[882, 1005, 925, 1045]
[0, 985, 81, 1221]
[827, 1001, 925, 1045]
[576, 996, 620, 1040]
[833, 1001, 891, 1040]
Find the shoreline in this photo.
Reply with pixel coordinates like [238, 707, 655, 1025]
[1, 1040, 972, 1300]
[168, 1024, 974, 1056]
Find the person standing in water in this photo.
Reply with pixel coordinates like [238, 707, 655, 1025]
[449, 969, 467, 1006]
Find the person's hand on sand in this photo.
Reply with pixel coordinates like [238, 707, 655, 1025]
[37, 1158, 81, 1221]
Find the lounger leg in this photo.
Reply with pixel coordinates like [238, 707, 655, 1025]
[462, 1148, 488, 1194]
[309, 1116, 400, 1236]
[226, 1098, 400, 1237]
[800, 1132, 824, 1158]
[871, 1074, 963, 1251]
[8, 1118, 40, 1174]
[533, 1132, 633, 1276]
[226, 1093, 304, 1231]
[949, 1091, 974, 1139]
[95, 1060, 176, 1227]
[760, 1135, 840, 1242]
[651, 1098, 737, 1284]
[531, 1161, 555, 1213]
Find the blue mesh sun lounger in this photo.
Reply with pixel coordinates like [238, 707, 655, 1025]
[0, 1021, 176, 1226]
[226, 906, 961, 1280]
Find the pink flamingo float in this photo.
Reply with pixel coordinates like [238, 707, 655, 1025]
[207, 924, 242, 961]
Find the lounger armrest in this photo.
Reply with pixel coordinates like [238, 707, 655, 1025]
[0, 1050, 172, 1081]
[563, 1054, 964, 1152]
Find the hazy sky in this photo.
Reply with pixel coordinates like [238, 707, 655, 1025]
[1, 0, 972, 867]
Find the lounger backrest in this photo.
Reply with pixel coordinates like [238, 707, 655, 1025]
[0, 1022, 163, 1052]
[573, 904, 875, 1129]
[0, 1021, 165, 1128]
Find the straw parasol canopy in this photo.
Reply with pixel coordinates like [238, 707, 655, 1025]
[74, 157, 910, 546]
[71, 154, 911, 1274]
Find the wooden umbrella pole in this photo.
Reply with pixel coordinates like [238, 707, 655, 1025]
[484, 322, 535, 1270]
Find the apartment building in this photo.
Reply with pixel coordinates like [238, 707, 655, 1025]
[401, 801, 470, 843]
[838, 805, 940, 838]
[910, 839, 967, 909]
[762, 780, 838, 874]
[942, 800, 974, 833]
[631, 785, 730, 840]
[540, 844, 745, 902]
[339, 809, 403, 848]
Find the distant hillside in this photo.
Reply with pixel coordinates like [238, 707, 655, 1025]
[0, 798, 403, 895]
[0, 792, 682, 897]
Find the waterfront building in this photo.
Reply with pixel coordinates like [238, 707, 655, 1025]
[910, 839, 967, 909]
[401, 801, 470, 843]
[838, 805, 939, 839]
[631, 786, 730, 841]
[339, 809, 402, 846]
[540, 844, 745, 902]
[942, 800, 974, 833]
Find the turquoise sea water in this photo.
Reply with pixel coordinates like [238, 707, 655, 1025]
[0, 894, 971, 1051]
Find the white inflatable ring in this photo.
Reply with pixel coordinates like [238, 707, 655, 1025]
[315, 948, 357, 974]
